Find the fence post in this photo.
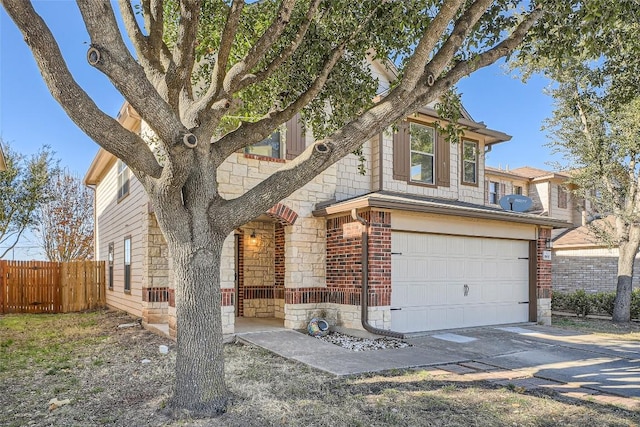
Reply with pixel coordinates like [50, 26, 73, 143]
[0, 261, 4, 314]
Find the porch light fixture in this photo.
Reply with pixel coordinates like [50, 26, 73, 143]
[249, 231, 258, 246]
[545, 238, 552, 249]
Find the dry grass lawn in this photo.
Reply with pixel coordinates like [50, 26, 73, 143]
[1, 309, 639, 426]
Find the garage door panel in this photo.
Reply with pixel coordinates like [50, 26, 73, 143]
[391, 232, 530, 332]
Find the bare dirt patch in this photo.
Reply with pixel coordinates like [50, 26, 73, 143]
[1, 310, 639, 426]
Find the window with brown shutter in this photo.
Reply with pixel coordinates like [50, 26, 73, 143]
[488, 181, 499, 204]
[393, 121, 410, 180]
[558, 185, 568, 208]
[285, 113, 305, 160]
[408, 122, 436, 185]
[436, 132, 450, 187]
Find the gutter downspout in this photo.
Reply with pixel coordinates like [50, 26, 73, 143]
[351, 209, 405, 339]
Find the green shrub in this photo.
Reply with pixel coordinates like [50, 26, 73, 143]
[593, 292, 616, 316]
[631, 289, 640, 320]
[552, 288, 640, 319]
[568, 289, 592, 317]
[551, 292, 571, 312]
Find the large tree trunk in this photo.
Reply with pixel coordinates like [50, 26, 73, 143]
[613, 241, 638, 323]
[166, 228, 228, 417]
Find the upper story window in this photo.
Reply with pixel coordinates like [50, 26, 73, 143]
[392, 118, 450, 187]
[489, 181, 499, 204]
[245, 130, 282, 159]
[558, 185, 568, 208]
[514, 185, 523, 195]
[409, 123, 436, 185]
[461, 139, 478, 185]
[117, 159, 130, 201]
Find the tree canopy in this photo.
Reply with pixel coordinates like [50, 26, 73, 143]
[0, 140, 56, 259]
[36, 170, 94, 262]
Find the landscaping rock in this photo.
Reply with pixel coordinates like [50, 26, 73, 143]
[316, 331, 410, 351]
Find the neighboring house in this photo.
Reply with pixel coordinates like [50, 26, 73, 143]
[485, 166, 585, 230]
[552, 217, 639, 293]
[0, 144, 6, 171]
[85, 86, 570, 337]
[485, 166, 626, 294]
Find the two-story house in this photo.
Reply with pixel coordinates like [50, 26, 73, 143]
[85, 84, 570, 337]
[484, 165, 632, 294]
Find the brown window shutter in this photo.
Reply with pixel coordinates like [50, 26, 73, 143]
[485, 180, 490, 203]
[436, 133, 450, 187]
[285, 113, 305, 160]
[500, 183, 506, 199]
[393, 121, 409, 181]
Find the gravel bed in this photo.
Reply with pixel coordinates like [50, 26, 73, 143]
[315, 331, 411, 351]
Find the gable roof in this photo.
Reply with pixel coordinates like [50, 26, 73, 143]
[509, 166, 571, 182]
[0, 144, 6, 171]
[484, 166, 530, 180]
[553, 216, 615, 248]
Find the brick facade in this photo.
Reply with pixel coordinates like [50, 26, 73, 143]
[553, 247, 640, 293]
[325, 210, 392, 308]
[536, 227, 553, 325]
[536, 228, 552, 299]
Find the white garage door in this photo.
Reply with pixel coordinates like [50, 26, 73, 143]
[391, 232, 530, 333]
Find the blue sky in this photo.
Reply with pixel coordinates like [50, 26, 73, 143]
[1, 2, 558, 258]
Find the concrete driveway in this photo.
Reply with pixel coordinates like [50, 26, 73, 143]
[408, 325, 640, 399]
[238, 323, 640, 406]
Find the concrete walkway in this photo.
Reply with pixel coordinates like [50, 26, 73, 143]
[237, 324, 640, 410]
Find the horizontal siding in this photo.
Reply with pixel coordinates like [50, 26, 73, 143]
[95, 162, 148, 318]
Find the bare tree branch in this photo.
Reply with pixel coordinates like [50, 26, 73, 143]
[400, 0, 466, 90]
[1, 0, 162, 179]
[118, 0, 165, 76]
[76, 1, 188, 152]
[166, 0, 201, 109]
[222, 0, 297, 93]
[213, 0, 388, 159]
[210, 0, 245, 101]
[413, 6, 544, 101]
[213, 42, 347, 160]
[236, 0, 322, 92]
[423, 0, 495, 81]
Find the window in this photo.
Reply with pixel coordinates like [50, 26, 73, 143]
[558, 185, 568, 209]
[514, 185, 523, 195]
[245, 130, 282, 159]
[124, 237, 131, 293]
[409, 123, 436, 184]
[117, 159, 130, 200]
[108, 242, 114, 290]
[461, 140, 478, 185]
[489, 181, 499, 204]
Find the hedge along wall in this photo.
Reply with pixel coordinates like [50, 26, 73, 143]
[552, 247, 640, 293]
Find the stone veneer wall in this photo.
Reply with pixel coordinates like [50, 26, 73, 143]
[553, 247, 640, 293]
[242, 221, 276, 318]
[536, 227, 552, 325]
[141, 212, 170, 325]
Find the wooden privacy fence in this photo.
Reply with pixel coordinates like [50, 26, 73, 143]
[0, 260, 106, 314]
